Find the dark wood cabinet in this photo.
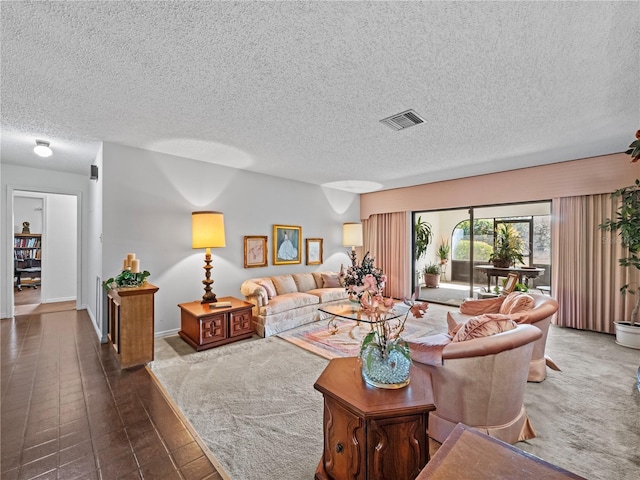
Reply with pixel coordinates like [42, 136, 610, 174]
[314, 357, 435, 480]
[107, 283, 158, 368]
[178, 296, 253, 351]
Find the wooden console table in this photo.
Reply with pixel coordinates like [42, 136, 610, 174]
[314, 357, 435, 480]
[475, 265, 545, 291]
[416, 424, 586, 479]
[107, 283, 159, 369]
[178, 296, 253, 351]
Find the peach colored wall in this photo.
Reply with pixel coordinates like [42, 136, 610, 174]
[361, 153, 636, 218]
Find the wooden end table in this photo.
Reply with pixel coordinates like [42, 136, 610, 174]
[314, 357, 435, 480]
[178, 296, 253, 351]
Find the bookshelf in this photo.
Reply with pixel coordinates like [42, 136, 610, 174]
[14, 233, 42, 290]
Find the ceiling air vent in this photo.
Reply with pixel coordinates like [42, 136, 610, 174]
[380, 109, 425, 131]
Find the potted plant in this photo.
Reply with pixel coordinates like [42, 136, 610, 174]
[436, 237, 450, 281]
[415, 216, 433, 284]
[436, 237, 450, 265]
[489, 224, 524, 268]
[599, 129, 640, 349]
[424, 263, 441, 288]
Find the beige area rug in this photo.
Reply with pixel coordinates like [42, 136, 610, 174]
[152, 313, 640, 480]
[276, 302, 452, 359]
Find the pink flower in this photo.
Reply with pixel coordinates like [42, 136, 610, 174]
[362, 274, 378, 291]
[410, 302, 429, 318]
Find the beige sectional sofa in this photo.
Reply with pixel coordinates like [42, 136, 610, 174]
[240, 272, 348, 337]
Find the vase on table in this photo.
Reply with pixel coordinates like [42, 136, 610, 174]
[360, 342, 411, 389]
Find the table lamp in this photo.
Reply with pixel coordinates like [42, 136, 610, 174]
[342, 222, 363, 266]
[192, 211, 226, 303]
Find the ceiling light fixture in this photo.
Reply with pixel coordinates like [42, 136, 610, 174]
[34, 140, 52, 157]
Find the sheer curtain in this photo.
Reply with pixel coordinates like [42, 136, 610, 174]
[552, 193, 637, 333]
[362, 212, 411, 299]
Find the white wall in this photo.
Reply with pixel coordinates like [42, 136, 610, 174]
[14, 195, 43, 233]
[44, 193, 77, 302]
[102, 143, 360, 336]
[1, 164, 89, 319]
[87, 145, 104, 340]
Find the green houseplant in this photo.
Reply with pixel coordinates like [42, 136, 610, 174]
[599, 129, 640, 348]
[414, 216, 433, 261]
[415, 215, 433, 285]
[436, 237, 450, 265]
[489, 224, 524, 268]
[102, 269, 151, 291]
[423, 263, 440, 288]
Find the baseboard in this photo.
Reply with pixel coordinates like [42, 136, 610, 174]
[155, 327, 180, 338]
[42, 296, 76, 303]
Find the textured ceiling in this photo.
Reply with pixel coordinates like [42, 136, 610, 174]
[2, 1, 639, 193]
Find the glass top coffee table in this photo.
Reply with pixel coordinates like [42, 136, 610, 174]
[318, 301, 410, 334]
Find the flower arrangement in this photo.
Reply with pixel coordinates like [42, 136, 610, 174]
[341, 251, 387, 299]
[357, 277, 429, 387]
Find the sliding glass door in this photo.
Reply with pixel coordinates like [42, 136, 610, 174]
[413, 201, 551, 307]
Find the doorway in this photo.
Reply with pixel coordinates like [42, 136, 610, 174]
[12, 190, 78, 316]
[413, 201, 551, 307]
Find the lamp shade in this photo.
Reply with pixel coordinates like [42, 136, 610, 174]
[192, 211, 226, 249]
[342, 222, 363, 247]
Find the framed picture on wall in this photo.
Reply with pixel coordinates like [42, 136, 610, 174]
[273, 225, 302, 265]
[503, 273, 519, 293]
[306, 238, 323, 265]
[244, 236, 268, 268]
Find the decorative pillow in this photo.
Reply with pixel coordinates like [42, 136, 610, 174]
[292, 273, 317, 292]
[452, 313, 517, 342]
[311, 272, 324, 289]
[271, 275, 298, 295]
[459, 296, 504, 315]
[408, 333, 452, 366]
[499, 292, 534, 315]
[321, 272, 341, 288]
[256, 279, 276, 299]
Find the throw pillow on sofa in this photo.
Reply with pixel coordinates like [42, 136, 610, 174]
[272, 275, 298, 295]
[256, 279, 276, 299]
[321, 272, 341, 288]
[452, 313, 517, 342]
[292, 273, 317, 292]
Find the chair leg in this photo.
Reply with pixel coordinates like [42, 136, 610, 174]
[545, 355, 561, 371]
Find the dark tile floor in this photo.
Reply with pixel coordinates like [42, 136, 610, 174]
[1, 309, 223, 480]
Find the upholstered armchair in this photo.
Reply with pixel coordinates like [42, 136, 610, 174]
[447, 292, 560, 382]
[409, 323, 542, 456]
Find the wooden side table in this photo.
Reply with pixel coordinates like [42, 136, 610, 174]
[107, 283, 159, 368]
[416, 424, 586, 480]
[314, 357, 436, 480]
[178, 296, 253, 351]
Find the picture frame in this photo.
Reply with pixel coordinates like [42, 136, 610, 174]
[503, 273, 519, 294]
[243, 236, 268, 268]
[273, 225, 302, 265]
[306, 238, 323, 265]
